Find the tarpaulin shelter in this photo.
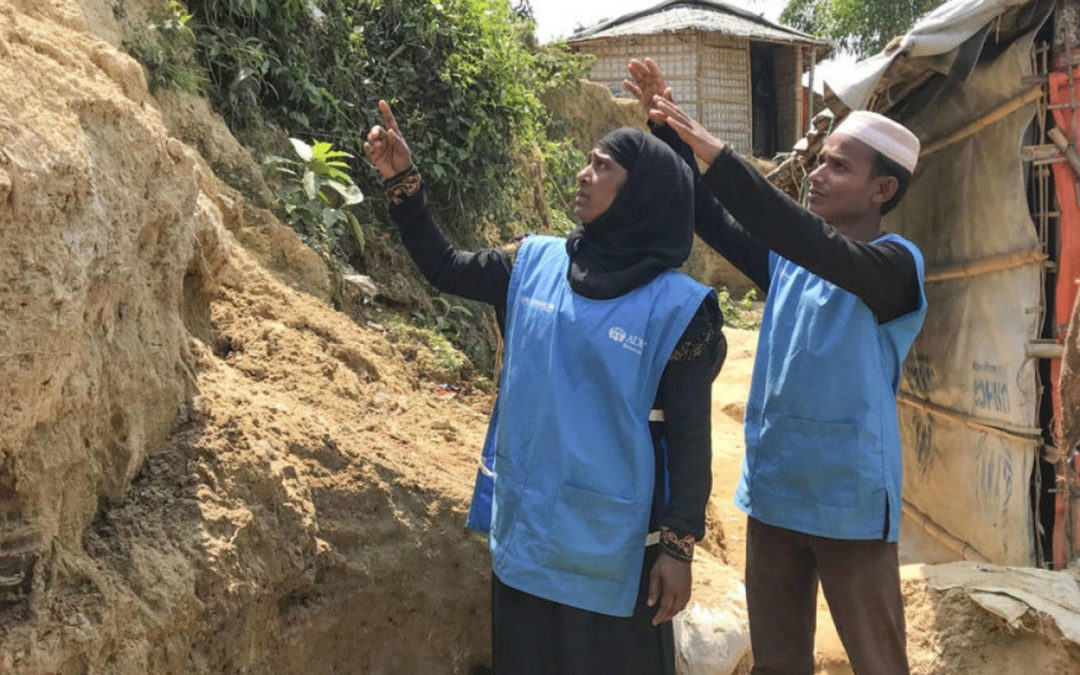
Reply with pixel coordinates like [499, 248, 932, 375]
[768, 0, 1080, 567]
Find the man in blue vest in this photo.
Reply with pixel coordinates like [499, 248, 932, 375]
[628, 59, 927, 674]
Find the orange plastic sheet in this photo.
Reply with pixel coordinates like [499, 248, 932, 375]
[1048, 67, 1080, 569]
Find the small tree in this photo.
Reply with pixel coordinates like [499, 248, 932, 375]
[780, 0, 945, 58]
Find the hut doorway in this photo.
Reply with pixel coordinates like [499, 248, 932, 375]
[751, 44, 779, 158]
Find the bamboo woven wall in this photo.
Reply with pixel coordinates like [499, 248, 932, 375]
[580, 31, 752, 154]
[699, 33, 752, 155]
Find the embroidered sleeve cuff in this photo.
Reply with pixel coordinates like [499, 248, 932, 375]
[385, 165, 422, 205]
[659, 525, 695, 562]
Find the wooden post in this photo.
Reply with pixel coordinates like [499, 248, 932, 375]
[794, 47, 804, 146]
[807, 48, 816, 134]
[696, 31, 704, 128]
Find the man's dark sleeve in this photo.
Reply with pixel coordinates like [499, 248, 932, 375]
[701, 145, 921, 323]
[651, 122, 771, 293]
[655, 295, 725, 539]
[389, 188, 513, 328]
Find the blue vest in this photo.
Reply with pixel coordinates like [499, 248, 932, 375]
[466, 236, 710, 617]
[735, 234, 927, 542]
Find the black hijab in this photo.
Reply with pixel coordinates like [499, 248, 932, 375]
[565, 127, 695, 299]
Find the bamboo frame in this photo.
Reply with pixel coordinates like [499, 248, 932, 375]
[697, 31, 705, 127]
[902, 500, 990, 562]
[921, 86, 1045, 157]
[795, 47, 804, 146]
[897, 393, 1044, 446]
[1026, 341, 1065, 359]
[807, 48, 816, 134]
[745, 36, 753, 152]
[923, 247, 1048, 282]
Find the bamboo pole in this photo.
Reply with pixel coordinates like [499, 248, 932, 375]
[921, 87, 1045, 157]
[897, 393, 1044, 445]
[807, 48, 816, 135]
[923, 247, 1048, 282]
[698, 31, 706, 135]
[902, 500, 990, 562]
[1026, 341, 1065, 359]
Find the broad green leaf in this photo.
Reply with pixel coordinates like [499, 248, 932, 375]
[326, 180, 364, 205]
[322, 207, 340, 227]
[290, 138, 313, 162]
[325, 168, 351, 182]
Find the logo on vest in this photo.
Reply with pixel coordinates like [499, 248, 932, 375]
[609, 326, 646, 355]
[521, 296, 555, 313]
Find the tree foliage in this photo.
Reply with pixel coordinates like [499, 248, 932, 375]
[185, 0, 589, 252]
[780, 0, 945, 58]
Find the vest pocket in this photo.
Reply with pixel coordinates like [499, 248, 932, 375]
[544, 483, 645, 581]
[755, 416, 865, 508]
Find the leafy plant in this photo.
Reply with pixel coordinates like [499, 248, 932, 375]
[186, 0, 588, 244]
[719, 287, 761, 330]
[263, 138, 365, 260]
[427, 297, 475, 342]
[124, 0, 206, 92]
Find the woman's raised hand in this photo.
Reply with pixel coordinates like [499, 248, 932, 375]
[364, 100, 413, 180]
[624, 58, 674, 119]
[648, 97, 726, 166]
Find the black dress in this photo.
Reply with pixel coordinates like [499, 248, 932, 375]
[390, 187, 724, 675]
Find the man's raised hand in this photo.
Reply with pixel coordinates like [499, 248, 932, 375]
[363, 100, 412, 180]
[648, 96, 726, 165]
[624, 58, 674, 120]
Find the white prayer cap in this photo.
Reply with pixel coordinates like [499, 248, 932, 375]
[833, 111, 920, 174]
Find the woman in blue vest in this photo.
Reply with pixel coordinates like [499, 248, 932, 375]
[365, 100, 723, 674]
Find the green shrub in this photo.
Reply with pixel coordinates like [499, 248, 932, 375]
[719, 287, 761, 330]
[263, 138, 365, 263]
[123, 0, 207, 93]
[187, 0, 588, 247]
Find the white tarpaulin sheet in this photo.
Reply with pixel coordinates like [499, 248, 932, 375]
[922, 562, 1080, 645]
[827, 0, 1034, 110]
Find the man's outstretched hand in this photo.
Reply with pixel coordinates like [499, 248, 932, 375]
[648, 97, 726, 166]
[363, 100, 412, 180]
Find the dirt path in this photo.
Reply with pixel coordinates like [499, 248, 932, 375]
[705, 328, 757, 570]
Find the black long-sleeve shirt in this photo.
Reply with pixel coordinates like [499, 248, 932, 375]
[390, 189, 722, 539]
[651, 124, 920, 322]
